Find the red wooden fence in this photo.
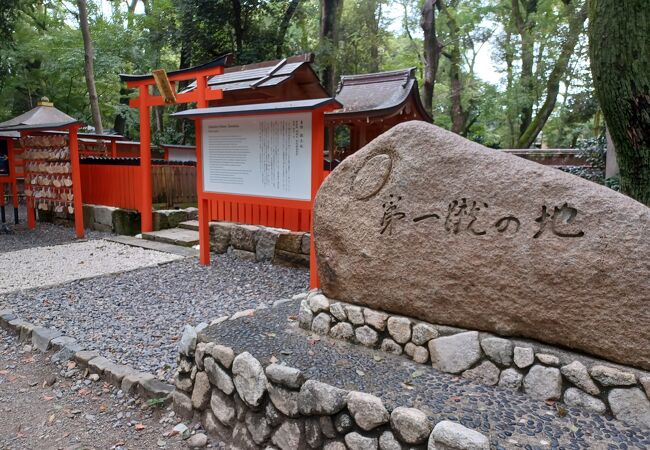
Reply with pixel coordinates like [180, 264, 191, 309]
[80, 164, 142, 210]
[80, 164, 328, 232]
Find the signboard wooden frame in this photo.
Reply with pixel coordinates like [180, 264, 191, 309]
[184, 100, 340, 288]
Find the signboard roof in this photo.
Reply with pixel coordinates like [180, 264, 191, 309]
[172, 98, 341, 120]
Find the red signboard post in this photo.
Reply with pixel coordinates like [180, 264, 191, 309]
[173, 98, 341, 288]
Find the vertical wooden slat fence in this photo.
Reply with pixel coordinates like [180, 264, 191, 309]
[80, 162, 323, 232]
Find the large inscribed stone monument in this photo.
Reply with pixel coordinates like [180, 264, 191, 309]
[314, 121, 650, 370]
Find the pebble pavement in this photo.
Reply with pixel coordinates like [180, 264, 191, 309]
[0, 256, 309, 381]
[0, 240, 183, 294]
[201, 299, 650, 450]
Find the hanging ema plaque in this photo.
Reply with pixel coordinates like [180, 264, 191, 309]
[201, 113, 312, 201]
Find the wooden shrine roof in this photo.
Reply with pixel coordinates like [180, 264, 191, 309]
[0, 103, 81, 132]
[326, 68, 431, 122]
[181, 54, 328, 100]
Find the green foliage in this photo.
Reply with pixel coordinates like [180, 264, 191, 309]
[0, 0, 601, 154]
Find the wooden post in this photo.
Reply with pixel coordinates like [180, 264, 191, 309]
[69, 126, 85, 238]
[139, 84, 153, 232]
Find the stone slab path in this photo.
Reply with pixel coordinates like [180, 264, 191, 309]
[142, 228, 200, 247]
[202, 299, 650, 450]
[106, 235, 200, 257]
[0, 240, 183, 294]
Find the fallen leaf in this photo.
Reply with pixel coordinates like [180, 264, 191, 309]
[99, 404, 108, 413]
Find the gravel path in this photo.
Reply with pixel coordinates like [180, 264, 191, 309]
[0, 328, 220, 450]
[203, 299, 650, 450]
[0, 240, 183, 294]
[0, 206, 109, 254]
[0, 255, 309, 381]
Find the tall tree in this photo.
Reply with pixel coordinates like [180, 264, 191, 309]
[589, 0, 650, 205]
[77, 0, 103, 133]
[420, 0, 442, 116]
[320, 0, 344, 94]
[276, 0, 301, 58]
[517, 0, 587, 148]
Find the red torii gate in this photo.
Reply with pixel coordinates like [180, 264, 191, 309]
[120, 54, 231, 232]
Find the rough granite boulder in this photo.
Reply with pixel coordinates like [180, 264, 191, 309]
[313, 121, 650, 370]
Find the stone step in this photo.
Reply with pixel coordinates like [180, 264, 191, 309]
[198, 299, 648, 449]
[105, 235, 199, 258]
[178, 220, 199, 231]
[141, 228, 199, 247]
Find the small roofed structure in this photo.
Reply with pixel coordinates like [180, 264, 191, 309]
[183, 53, 329, 106]
[0, 99, 81, 131]
[325, 68, 431, 162]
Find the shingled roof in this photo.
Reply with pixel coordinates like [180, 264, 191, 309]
[181, 54, 328, 98]
[0, 101, 81, 132]
[327, 68, 431, 121]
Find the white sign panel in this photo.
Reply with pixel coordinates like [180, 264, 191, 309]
[201, 113, 312, 200]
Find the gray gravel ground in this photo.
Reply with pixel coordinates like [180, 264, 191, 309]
[202, 299, 650, 450]
[0, 206, 109, 254]
[0, 256, 309, 381]
[0, 240, 182, 294]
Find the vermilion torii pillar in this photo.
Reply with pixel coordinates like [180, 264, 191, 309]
[120, 55, 230, 232]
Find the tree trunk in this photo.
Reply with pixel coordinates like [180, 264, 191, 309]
[512, 0, 537, 137]
[231, 0, 243, 59]
[319, 0, 344, 95]
[589, 0, 650, 205]
[420, 0, 442, 118]
[77, 0, 103, 134]
[441, 0, 464, 134]
[517, 0, 587, 148]
[276, 0, 301, 58]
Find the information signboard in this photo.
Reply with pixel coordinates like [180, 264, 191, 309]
[201, 113, 312, 201]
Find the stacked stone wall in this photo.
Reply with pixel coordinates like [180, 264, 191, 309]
[173, 323, 491, 450]
[209, 222, 311, 268]
[298, 292, 650, 429]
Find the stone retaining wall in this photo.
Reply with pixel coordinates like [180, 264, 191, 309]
[173, 321, 490, 450]
[297, 292, 650, 429]
[209, 222, 310, 268]
[41, 204, 198, 235]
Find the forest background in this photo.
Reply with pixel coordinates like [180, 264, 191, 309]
[0, 0, 599, 151]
